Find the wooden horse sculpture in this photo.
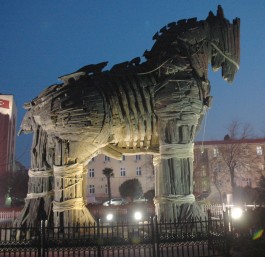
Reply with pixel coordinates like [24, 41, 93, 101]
[16, 6, 240, 227]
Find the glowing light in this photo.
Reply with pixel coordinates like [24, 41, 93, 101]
[134, 211, 142, 221]
[106, 213, 113, 221]
[231, 207, 243, 220]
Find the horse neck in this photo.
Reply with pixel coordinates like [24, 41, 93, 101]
[150, 40, 210, 84]
[147, 22, 211, 81]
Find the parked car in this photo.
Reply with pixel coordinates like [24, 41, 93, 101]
[133, 196, 148, 203]
[87, 200, 102, 206]
[103, 198, 127, 206]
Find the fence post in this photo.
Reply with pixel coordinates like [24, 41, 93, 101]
[97, 218, 101, 257]
[223, 210, 231, 257]
[207, 209, 212, 230]
[207, 209, 213, 251]
[154, 215, 160, 257]
[150, 216, 156, 257]
[38, 219, 46, 257]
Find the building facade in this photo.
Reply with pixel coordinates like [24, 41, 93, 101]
[85, 139, 265, 204]
[0, 94, 17, 205]
[194, 139, 265, 203]
[86, 154, 154, 203]
[0, 94, 17, 174]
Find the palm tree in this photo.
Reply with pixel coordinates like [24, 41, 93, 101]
[102, 167, 114, 205]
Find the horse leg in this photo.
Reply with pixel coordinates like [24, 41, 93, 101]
[154, 117, 206, 221]
[154, 78, 206, 221]
[14, 126, 54, 227]
[15, 126, 97, 227]
[53, 162, 95, 227]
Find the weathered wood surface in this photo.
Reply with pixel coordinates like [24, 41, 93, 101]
[16, 6, 240, 226]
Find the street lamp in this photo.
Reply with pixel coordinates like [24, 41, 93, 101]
[231, 207, 243, 220]
[134, 211, 142, 221]
[106, 213, 114, 221]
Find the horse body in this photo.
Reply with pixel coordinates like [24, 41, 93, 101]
[16, 6, 240, 226]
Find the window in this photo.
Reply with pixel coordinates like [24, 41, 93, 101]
[89, 168, 95, 178]
[246, 178, 252, 187]
[136, 167, 141, 176]
[201, 166, 207, 176]
[244, 148, 249, 155]
[136, 155, 141, 161]
[214, 163, 221, 173]
[217, 180, 222, 187]
[89, 185, 95, 194]
[120, 168, 126, 177]
[122, 155, 126, 161]
[202, 180, 208, 191]
[201, 150, 208, 162]
[257, 146, 263, 156]
[104, 156, 110, 161]
[213, 148, 219, 157]
[89, 157, 95, 163]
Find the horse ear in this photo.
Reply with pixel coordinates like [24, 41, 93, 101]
[217, 5, 224, 19]
[207, 11, 214, 20]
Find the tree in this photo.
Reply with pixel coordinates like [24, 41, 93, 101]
[211, 162, 223, 203]
[0, 161, 28, 206]
[9, 170, 28, 206]
[0, 172, 10, 205]
[144, 189, 155, 202]
[119, 178, 143, 202]
[257, 176, 265, 203]
[102, 167, 114, 205]
[211, 121, 260, 197]
[233, 186, 260, 204]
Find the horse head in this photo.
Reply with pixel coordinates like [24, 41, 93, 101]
[144, 5, 240, 84]
[206, 5, 240, 83]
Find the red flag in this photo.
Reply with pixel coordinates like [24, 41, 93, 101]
[0, 99, 10, 109]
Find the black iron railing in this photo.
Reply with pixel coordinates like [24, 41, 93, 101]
[0, 215, 229, 257]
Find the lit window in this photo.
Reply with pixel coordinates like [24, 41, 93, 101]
[89, 168, 95, 178]
[136, 155, 141, 160]
[104, 156, 110, 161]
[136, 167, 141, 176]
[257, 146, 263, 156]
[213, 148, 219, 157]
[120, 168, 126, 177]
[89, 185, 95, 194]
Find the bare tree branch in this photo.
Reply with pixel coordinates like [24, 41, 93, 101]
[213, 121, 260, 196]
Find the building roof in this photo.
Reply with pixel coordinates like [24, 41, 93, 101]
[195, 138, 265, 146]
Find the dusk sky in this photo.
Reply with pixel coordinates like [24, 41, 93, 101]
[1, 1, 265, 167]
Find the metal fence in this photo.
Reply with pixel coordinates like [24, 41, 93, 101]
[0, 210, 22, 228]
[0, 214, 229, 257]
[0, 211, 21, 221]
